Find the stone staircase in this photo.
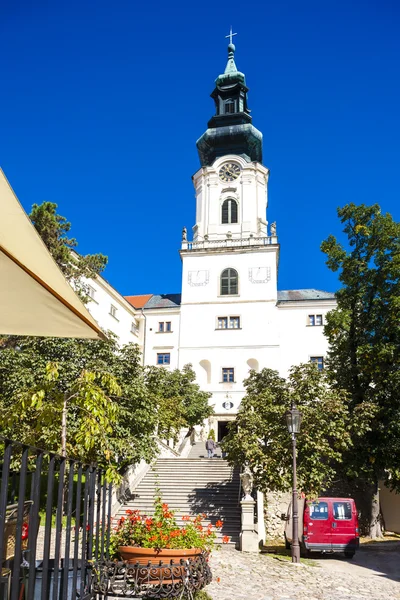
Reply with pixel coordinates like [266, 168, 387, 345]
[116, 442, 241, 544]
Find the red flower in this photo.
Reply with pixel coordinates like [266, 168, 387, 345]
[222, 535, 230, 544]
[182, 515, 191, 521]
[215, 520, 223, 528]
[126, 509, 133, 515]
[202, 513, 207, 519]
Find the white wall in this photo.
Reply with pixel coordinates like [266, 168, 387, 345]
[143, 309, 180, 369]
[81, 275, 142, 348]
[277, 302, 335, 377]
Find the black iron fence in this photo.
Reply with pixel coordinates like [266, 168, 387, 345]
[0, 437, 112, 600]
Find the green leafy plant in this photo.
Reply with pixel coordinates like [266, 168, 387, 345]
[110, 491, 226, 554]
[208, 429, 216, 441]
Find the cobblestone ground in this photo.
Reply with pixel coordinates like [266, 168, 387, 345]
[206, 545, 400, 600]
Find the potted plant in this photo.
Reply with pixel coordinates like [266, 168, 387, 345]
[110, 490, 227, 565]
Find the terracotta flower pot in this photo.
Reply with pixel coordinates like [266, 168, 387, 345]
[118, 546, 202, 565]
[117, 546, 203, 585]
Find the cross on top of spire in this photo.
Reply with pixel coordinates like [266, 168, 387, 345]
[225, 27, 237, 46]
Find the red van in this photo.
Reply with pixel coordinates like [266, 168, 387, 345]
[283, 497, 359, 558]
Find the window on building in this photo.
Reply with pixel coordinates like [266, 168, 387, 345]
[220, 268, 238, 295]
[310, 356, 324, 371]
[230, 316, 240, 329]
[110, 304, 118, 319]
[159, 322, 164, 332]
[308, 314, 323, 326]
[158, 321, 172, 332]
[131, 321, 139, 334]
[86, 285, 96, 300]
[217, 316, 240, 329]
[222, 368, 235, 382]
[218, 317, 228, 329]
[221, 199, 238, 224]
[166, 321, 172, 332]
[224, 100, 235, 114]
[157, 353, 171, 365]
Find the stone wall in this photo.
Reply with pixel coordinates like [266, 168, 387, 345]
[264, 490, 291, 539]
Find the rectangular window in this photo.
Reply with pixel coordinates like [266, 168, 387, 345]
[86, 285, 96, 300]
[308, 501, 328, 520]
[159, 322, 164, 332]
[217, 316, 240, 329]
[310, 356, 324, 371]
[218, 317, 228, 329]
[131, 321, 139, 334]
[110, 304, 117, 319]
[222, 368, 234, 382]
[157, 353, 170, 365]
[229, 316, 240, 329]
[308, 314, 323, 326]
[166, 322, 172, 332]
[333, 501, 352, 520]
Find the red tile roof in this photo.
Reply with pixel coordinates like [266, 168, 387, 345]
[124, 294, 153, 309]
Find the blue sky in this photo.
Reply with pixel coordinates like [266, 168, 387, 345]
[2, 0, 399, 296]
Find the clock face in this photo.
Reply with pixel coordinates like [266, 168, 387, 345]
[219, 163, 241, 182]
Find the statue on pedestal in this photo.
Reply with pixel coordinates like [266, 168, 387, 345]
[182, 227, 187, 241]
[240, 465, 254, 500]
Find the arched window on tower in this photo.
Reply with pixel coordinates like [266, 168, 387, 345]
[224, 99, 235, 114]
[221, 199, 238, 224]
[220, 268, 238, 296]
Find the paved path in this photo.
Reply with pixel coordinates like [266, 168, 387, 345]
[206, 543, 400, 600]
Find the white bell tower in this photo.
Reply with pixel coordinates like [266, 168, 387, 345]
[178, 39, 280, 424]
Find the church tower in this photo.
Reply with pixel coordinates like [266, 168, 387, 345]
[178, 39, 281, 434]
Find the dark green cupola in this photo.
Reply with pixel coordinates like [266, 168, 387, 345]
[196, 41, 263, 166]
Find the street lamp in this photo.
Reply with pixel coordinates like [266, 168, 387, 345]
[285, 404, 302, 563]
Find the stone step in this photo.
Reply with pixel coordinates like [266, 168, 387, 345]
[119, 506, 240, 516]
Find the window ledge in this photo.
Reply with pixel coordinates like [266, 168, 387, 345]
[156, 331, 173, 334]
[109, 314, 119, 321]
[88, 297, 99, 305]
[220, 381, 236, 384]
[215, 328, 242, 331]
[217, 294, 240, 298]
[306, 324, 323, 327]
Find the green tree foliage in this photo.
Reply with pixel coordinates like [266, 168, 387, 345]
[0, 337, 212, 478]
[223, 364, 361, 497]
[144, 364, 213, 441]
[29, 201, 107, 300]
[321, 203, 400, 535]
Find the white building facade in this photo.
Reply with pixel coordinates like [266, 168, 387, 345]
[84, 43, 336, 440]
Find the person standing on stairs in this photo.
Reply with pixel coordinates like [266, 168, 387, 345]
[206, 436, 216, 459]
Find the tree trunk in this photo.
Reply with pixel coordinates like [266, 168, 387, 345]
[61, 393, 67, 457]
[365, 480, 384, 538]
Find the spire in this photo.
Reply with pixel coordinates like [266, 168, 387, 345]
[224, 43, 238, 75]
[216, 31, 246, 86]
[196, 32, 263, 167]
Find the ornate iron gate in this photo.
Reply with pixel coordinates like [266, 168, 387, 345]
[0, 437, 112, 600]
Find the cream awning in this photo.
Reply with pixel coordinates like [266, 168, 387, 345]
[0, 169, 106, 340]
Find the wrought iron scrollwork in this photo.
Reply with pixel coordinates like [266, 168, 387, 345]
[91, 553, 212, 599]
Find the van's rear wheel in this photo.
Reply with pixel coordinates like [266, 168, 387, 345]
[284, 534, 290, 550]
[344, 551, 355, 559]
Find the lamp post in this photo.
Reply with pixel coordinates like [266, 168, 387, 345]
[285, 403, 302, 563]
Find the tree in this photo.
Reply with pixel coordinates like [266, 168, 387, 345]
[223, 364, 359, 497]
[143, 364, 213, 442]
[29, 201, 107, 300]
[321, 203, 400, 536]
[0, 337, 213, 479]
